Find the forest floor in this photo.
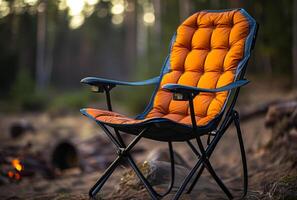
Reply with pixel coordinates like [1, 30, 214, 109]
[1, 77, 297, 200]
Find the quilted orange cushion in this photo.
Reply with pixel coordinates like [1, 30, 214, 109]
[146, 10, 249, 126]
[84, 9, 252, 127]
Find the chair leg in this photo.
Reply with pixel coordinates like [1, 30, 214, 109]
[173, 156, 204, 200]
[234, 111, 248, 198]
[89, 151, 161, 200]
[197, 134, 233, 199]
[186, 158, 233, 199]
[89, 125, 162, 199]
[158, 141, 175, 197]
[125, 141, 175, 199]
[204, 160, 233, 199]
[127, 155, 160, 200]
[186, 165, 205, 193]
[124, 143, 176, 200]
[185, 111, 248, 199]
[89, 156, 122, 198]
[174, 153, 232, 200]
[176, 129, 234, 199]
[89, 111, 247, 200]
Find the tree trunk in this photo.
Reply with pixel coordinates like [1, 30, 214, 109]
[293, 0, 297, 88]
[179, 0, 193, 22]
[136, 2, 148, 69]
[152, 0, 161, 43]
[124, 0, 137, 77]
[36, 0, 47, 91]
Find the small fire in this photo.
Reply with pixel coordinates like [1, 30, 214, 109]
[14, 173, 21, 180]
[7, 158, 23, 181]
[11, 159, 23, 172]
[7, 171, 14, 178]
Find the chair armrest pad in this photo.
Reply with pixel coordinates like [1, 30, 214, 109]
[162, 79, 249, 97]
[81, 76, 160, 87]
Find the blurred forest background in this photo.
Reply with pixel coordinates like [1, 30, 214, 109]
[1, 1, 297, 199]
[0, 0, 297, 114]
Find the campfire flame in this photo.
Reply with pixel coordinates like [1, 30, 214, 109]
[11, 159, 23, 172]
[7, 171, 14, 178]
[7, 158, 23, 181]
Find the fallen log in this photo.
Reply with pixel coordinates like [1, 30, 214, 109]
[9, 119, 35, 138]
[109, 148, 191, 199]
[240, 97, 297, 122]
[265, 101, 297, 128]
[253, 100, 297, 200]
[240, 100, 284, 121]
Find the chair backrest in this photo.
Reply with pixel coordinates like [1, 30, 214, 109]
[142, 9, 257, 126]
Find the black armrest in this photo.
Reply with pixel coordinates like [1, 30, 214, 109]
[81, 76, 160, 92]
[162, 79, 249, 100]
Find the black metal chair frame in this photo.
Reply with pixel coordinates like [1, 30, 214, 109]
[81, 11, 259, 200]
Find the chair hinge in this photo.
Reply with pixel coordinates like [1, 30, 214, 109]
[116, 148, 127, 156]
[207, 130, 216, 145]
[173, 93, 188, 101]
[210, 130, 217, 135]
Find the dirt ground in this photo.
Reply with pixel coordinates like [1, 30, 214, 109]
[1, 78, 297, 200]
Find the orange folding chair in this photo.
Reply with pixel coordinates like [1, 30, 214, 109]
[81, 8, 258, 199]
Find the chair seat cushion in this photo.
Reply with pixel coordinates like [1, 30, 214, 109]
[81, 108, 219, 141]
[82, 108, 215, 126]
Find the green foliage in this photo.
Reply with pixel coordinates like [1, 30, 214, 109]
[48, 89, 93, 114]
[6, 67, 94, 112]
[11, 67, 34, 98]
[117, 85, 155, 114]
[9, 67, 47, 111]
[1, 0, 297, 113]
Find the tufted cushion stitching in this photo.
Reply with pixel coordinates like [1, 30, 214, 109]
[84, 10, 251, 127]
[221, 30, 231, 72]
[145, 10, 250, 126]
